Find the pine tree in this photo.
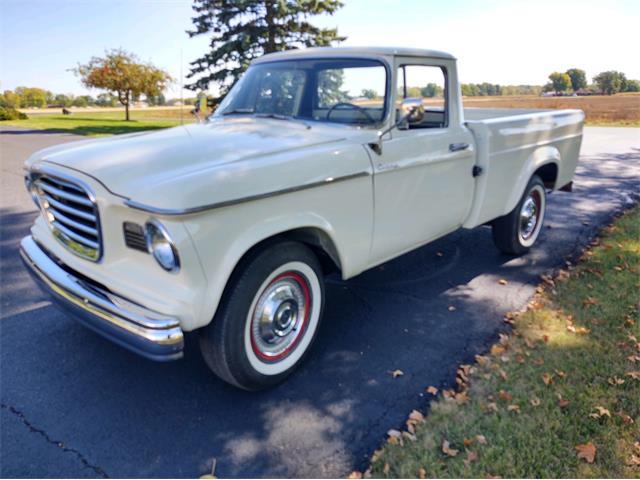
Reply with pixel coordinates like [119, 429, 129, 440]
[186, 0, 345, 96]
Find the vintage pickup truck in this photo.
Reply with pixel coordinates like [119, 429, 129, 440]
[21, 47, 584, 390]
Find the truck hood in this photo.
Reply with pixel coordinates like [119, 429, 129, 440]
[28, 118, 353, 206]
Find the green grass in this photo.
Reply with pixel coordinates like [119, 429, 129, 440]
[367, 207, 640, 478]
[0, 109, 196, 136]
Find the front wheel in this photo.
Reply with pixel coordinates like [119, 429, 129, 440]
[492, 175, 546, 255]
[199, 241, 324, 390]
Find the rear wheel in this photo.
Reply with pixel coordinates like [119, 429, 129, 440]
[199, 241, 324, 390]
[492, 175, 546, 255]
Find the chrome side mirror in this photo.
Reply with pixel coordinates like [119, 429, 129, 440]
[400, 97, 425, 125]
[370, 98, 424, 155]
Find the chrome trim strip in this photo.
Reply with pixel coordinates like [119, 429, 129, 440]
[125, 171, 371, 216]
[37, 181, 94, 207]
[52, 221, 100, 249]
[20, 236, 184, 350]
[44, 194, 97, 221]
[50, 210, 99, 237]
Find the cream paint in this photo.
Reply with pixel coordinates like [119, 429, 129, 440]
[23, 47, 584, 333]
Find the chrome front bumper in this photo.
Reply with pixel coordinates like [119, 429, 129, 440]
[20, 235, 184, 361]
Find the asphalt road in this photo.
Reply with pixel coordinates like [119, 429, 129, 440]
[1, 126, 639, 478]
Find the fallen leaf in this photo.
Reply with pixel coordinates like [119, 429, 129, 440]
[542, 373, 554, 385]
[347, 471, 363, 479]
[387, 429, 402, 445]
[418, 467, 427, 479]
[408, 409, 425, 423]
[582, 297, 599, 307]
[533, 358, 545, 366]
[485, 402, 498, 413]
[626, 371, 640, 381]
[455, 391, 470, 405]
[426, 386, 439, 395]
[530, 397, 541, 407]
[507, 404, 520, 414]
[555, 370, 566, 379]
[476, 434, 487, 445]
[464, 449, 479, 466]
[575, 442, 596, 463]
[628, 454, 640, 466]
[558, 399, 571, 409]
[498, 390, 513, 402]
[390, 369, 404, 378]
[383, 463, 390, 475]
[498, 333, 509, 345]
[498, 279, 508, 285]
[618, 412, 634, 425]
[627, 355, 640, 364]
[490, 344, 506, 356]
[589, 406, 611, 419]
[516, 355, 525, 364]
[608, 376, 625, 386]
[442, 439, 459, 457]
[475, 354, 489, 365]
[463, 438, 474, 447]
[443, 389, 456, 399]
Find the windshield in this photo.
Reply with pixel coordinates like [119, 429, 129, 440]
[214, 58, 388, 126]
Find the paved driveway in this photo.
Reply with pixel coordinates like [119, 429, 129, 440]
[1, 126, 638, 478]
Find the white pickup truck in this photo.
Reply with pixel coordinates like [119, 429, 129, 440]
[21, 47, 584, 390]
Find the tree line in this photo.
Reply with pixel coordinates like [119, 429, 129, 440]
[546, 68, 639, 95]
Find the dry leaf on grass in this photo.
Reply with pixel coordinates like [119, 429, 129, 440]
[417, 467, 427, 479]
[575, 442, 596, 463]
[426, 385, 439, 395]
[498, 390, 513, 402]
[347, 471, 363, 479]
[464, 449, 479, 467]
[442, 439, 459, 457]
[589, 406, 611, 419]
[476, 434, 487, 444]
[507, 404, 521, 413]
[530, 397, 541, 407]
[542, 373, 554, 385]
[490, 344, 506, 356]
[558, 399, 571, 409]
[608, 376, 625, 386]
[626, 371, 640, 381]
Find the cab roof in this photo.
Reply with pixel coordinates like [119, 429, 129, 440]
[253, 46, 456, 64]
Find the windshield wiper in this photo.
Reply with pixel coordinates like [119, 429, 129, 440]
[221, 108, 255, 115]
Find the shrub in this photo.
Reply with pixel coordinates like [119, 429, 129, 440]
[0, 107, 28, 120]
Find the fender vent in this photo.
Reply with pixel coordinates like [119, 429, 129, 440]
[123, 222, 148, 252]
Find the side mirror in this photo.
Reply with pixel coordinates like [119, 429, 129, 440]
[400, 97, 425, 125]
[369, 97, 424, 155]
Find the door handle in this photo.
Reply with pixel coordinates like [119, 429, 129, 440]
[449, 142, 469, 152]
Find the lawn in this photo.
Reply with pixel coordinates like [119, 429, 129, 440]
[365, 206, 640, 478]
[1, 107, 197, 136]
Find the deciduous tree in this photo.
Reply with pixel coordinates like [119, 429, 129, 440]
[75, 49, 171, 120]
[548, 72, 571, 94]
[186, 0, 345, 98]
[565, 68, 587, 91]
[593, 71, 626, 95]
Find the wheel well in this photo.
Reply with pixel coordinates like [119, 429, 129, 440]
[237, 228, 342, 276]
[534, 163, 558, 189]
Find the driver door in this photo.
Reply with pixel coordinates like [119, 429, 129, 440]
[370, 60, 475, 264]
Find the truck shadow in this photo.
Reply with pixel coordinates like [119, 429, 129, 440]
[0, 150, 638, 478]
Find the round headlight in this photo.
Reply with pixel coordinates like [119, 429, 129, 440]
[144, 220, 180, 272]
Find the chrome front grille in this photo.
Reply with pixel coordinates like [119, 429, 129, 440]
[33, 173, 102, 261]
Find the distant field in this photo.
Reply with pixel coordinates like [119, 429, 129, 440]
[3, 95, 638, 136]
[459, 93, 640, 126]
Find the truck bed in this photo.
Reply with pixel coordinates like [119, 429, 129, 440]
[462, 107, 584, 229]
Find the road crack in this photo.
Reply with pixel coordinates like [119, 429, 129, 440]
[1, 403, 109, 478]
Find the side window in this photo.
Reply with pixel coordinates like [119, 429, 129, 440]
[397, 65, 447, 128]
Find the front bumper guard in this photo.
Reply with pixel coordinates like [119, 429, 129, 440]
[20, 235, 184, 361]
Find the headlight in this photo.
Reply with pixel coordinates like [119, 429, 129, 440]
[144, 220, 180, 272]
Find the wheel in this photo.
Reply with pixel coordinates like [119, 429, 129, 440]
[492, 175, 546, 255]
[199, 241, 325, 390]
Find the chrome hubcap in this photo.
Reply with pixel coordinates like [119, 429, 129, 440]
[251, 273, 309, 361]
[519, 190, 540, 240]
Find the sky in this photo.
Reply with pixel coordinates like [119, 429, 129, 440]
[1, 0, 639, 98]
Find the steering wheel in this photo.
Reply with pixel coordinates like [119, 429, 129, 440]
[326, 102, 375, 123]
